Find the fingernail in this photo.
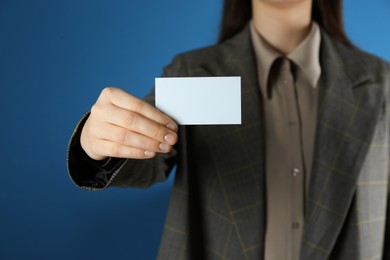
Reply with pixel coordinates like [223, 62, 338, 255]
[164, 134, 175, 144]
[159, 143, 170, 151]
[166, 123, 177, 131]
[144, 151, 154, 157]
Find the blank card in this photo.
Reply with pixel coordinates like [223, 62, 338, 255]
[155, 77, 241, 125]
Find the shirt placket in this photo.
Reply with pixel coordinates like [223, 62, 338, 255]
[280, 58, 305, 260]
[264, 57, 306, 260]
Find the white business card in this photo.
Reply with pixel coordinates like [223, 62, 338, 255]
[155, 77, 241, 125]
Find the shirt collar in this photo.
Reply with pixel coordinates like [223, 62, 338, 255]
[249, 21, 322, 98]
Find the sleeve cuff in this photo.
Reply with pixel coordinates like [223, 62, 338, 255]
[67, 112, 125, 189]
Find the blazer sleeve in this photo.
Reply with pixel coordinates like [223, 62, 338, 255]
[66, 54, 188, 190]
[384, 170, 390, 259]
[383, 63, 390, 259]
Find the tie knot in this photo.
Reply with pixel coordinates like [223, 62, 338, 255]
[269, 57, 294, 78]
[280, 57, 292, 73]
[266, 57, 295, 97]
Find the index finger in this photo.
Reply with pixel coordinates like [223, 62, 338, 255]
[102, 87, 177, 131]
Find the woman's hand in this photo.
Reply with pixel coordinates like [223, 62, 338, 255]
[80, 87, 178, 161]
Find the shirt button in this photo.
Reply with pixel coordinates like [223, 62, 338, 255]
[292, 222, 300, 229]
[292, 168, 300, 177]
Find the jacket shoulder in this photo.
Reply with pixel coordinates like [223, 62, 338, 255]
[330, 35, 390, 74]
[351, 47, 390, 73]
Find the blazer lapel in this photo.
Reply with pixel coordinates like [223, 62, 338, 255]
[300, 31, 386, 259]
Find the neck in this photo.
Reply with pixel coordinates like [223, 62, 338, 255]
[252, 1, 312, 54]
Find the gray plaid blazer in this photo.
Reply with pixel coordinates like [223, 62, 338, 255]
[68, 25, 390, 259]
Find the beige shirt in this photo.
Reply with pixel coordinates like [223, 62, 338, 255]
[250, 22, 321, 260]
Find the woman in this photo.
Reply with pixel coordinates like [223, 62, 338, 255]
[68, 0, 390, 259]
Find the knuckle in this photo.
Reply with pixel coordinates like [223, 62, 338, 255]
[151, 125, 163, 140]
[108, 143, 121, 157]
[132, 99, 146, 114]
[113, 128, 128, 144]
[100, 87, 118, 102]
[90, 103, 100, 115]
[90, 102, 108, 120]
[144, 140, 155, 151]
[124, 112, 137, 128]
[101, 87, 113, 97]
[123, 113, 135, 126]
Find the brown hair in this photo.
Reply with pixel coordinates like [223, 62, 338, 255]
[218, 0, 353, 46]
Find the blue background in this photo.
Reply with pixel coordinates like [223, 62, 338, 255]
[0, 0, 389, 259]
